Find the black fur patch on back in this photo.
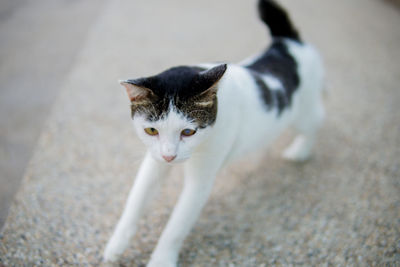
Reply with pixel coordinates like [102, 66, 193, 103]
[126, 65, 226, 128]
[251, 72, 273, 109]
[246, 39, 299, 115]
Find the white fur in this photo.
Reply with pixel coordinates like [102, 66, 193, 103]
[104, 40, 324, 266]
[263, 74, 283, 91]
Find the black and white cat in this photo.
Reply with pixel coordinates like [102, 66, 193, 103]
[104, 0, 324, 266]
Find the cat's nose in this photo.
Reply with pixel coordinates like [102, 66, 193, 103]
[162, 155, 176, 162]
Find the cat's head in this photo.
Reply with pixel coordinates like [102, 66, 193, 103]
[121, 64, 227, 163]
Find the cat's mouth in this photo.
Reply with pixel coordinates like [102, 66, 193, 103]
[166, 157, 188, 164]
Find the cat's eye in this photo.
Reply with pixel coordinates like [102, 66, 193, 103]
[181, 129, 196, 137]
[144, 127, 159, 136]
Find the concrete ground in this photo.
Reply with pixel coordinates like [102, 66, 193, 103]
[0, 0, 106, 229]
[0, 0, 399, 266]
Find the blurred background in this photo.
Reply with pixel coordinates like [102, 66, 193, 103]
[0, 0, 399, 265]
[0, 0, 108, 229]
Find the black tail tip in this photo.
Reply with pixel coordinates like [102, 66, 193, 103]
[258, 0, 301, 41]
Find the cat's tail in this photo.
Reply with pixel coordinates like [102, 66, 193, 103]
[258, 0, 301, 42]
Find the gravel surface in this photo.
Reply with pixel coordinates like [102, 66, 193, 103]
[0, 0, 106, 231]
[1, 0, 399, 266]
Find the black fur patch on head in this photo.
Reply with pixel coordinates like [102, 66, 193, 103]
[124, 64, 227, 127]
[246, 39, 299, 115]
[175, 93, 218, 129]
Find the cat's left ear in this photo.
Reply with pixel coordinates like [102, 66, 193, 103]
[196, 64, 227, 98]
[119, 79, 155, 103]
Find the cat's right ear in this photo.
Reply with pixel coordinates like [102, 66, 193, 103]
[119, 80, 155, 103]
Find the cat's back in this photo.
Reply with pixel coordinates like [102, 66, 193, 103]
[209, 40, 323, 161]
[209, 64, 290, 160]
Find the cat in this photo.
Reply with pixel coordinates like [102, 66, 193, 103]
[103, 0, 325, 266]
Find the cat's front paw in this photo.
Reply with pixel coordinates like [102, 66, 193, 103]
[103, 246, 121, 262]
[147, 258, 176, 267]
[103, 238, 126, 262]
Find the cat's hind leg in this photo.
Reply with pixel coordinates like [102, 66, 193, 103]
[104, 152, 170, 262]
[283, 93, 325, 162]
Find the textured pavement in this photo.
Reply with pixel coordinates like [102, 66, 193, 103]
[0, 0, 106, 229]
[1, 0, 399, 266]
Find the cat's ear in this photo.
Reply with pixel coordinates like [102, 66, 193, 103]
[193, 64, 227, 106]
[119, 79, 155, 103]
[197, 64, 227, 94]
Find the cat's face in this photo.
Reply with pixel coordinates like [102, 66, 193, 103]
[121, 64, 227, 163]
[132, 106, 213, 163]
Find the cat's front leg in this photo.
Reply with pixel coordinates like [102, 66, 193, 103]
[147, 155, 223, 267]
[104, 152, 170, 262]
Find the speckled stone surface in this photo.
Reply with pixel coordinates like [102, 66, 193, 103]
[1, 0, 399, 266]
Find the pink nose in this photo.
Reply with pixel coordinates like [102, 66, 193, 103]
[162, 155, 176, 162]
